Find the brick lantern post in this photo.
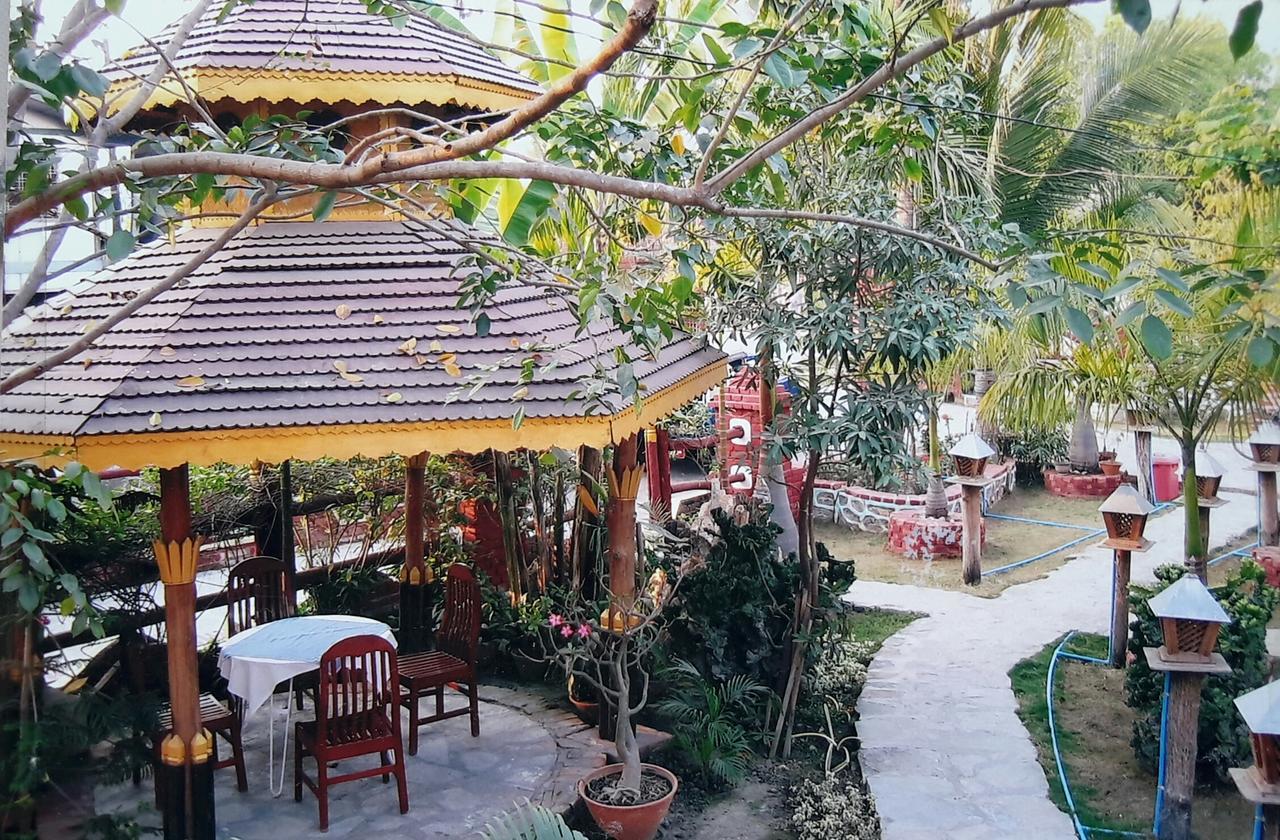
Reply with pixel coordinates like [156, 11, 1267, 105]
[1230, 680, 1280, 839]
[1145, 574, 1233, 840]
[1191, 450, 1226, 582]
[1098, 486, 1155, 668]
[1249, 421, 1280, 549]
[947, 433, 995, 586]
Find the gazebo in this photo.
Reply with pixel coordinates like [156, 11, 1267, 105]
[0, 2, 727, 835]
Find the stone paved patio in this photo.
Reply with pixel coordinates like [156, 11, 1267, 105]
[846, 437, 1262, 840]
[93, 683, 605, 839]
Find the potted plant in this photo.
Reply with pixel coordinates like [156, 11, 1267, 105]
[1100, 458, 1122, 476]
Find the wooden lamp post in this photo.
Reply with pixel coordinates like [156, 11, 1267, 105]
[154, 465, 215, 840]
[947, 432, 995, 586]
[1127, 403, 1159, 504]
[1098, 485, 1156, 668]
[1230, 680, 1280, 838]
[1192, 450, 1226, 582]
[1249, 421, 1280, 548]
[1145, 574, 1232, 840]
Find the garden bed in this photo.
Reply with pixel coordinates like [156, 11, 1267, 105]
[1010, 633, 1253, 839]
[818, 488, 1104, 597]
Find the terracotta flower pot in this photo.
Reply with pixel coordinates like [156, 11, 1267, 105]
[1100, 460, 1122, 476]
[579, 764, 678, 840]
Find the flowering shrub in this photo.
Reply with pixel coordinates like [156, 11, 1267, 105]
[790, 774, 879, 840]
[806, 638, 876, 698]
[548, 613, 592, 640]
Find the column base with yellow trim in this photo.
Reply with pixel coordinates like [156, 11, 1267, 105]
[158, 729, 216, 840]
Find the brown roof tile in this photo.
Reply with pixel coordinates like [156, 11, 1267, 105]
[0, 219, 725, 449]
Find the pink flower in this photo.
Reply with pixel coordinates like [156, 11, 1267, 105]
[576, 624, 592, 639]
[549, 613, 564, 627]
[559, 624, 575, 638]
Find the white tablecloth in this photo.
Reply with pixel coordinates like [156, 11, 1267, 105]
[218, 615, 397, 714]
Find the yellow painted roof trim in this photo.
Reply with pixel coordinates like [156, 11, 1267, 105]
[106, 67, 537, 115]
[0, 360, 726, 471]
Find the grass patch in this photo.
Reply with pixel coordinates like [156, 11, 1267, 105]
[1010, 633, 1253, 839]
[818, 487, 1104, 597]
[843, 606, 920, 650]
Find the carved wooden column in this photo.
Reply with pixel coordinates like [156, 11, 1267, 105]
[154, 464, 214, 840]
[400, 453, 431, 652]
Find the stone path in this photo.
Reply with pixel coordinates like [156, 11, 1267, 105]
[846, 438, 1263, 840]
[91, 683, 605, 839]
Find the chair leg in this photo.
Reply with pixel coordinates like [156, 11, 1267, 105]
[380, 750, 390, 784]
[294, 740, 304, 803]
[294, 684, 304, 711]
[435, 685, 444, 718]
[229, 724, 248, 793]
[393, 743, 409, 816]
[469, 680, 480, 737]
[408, 690, 420, 757]
[316, 760, 329, 832]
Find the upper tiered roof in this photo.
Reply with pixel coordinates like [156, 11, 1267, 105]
[106, 0, 541, 114]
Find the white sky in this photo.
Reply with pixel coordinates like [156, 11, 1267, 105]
[39, 0, 1280, 64]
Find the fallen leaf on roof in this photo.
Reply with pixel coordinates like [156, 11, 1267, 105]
[81, 320, 98, 334]
[148, 412, 163, 427]
[60, 305, 73, 315]
[82, 358, 93, 369]
[444, 361, 462, 378]
[437, 324, 461, 335]
[512, 386, 529, 401]
[384, 392, 403, 403]
[373, 314, 385, 324]
[335, 304, 352, 320]
[159, 346, 176, 357]
[398, 337, 418, 355]
[438, 352, 456, 364]
[429, 340, 443, 353]
[413, 355, 429, 368]
[332, 360, 363, 382]
[509, 338, 521, 348]
[177, 375, 205, 389]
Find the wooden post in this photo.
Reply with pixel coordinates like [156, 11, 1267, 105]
[1260, 470, 1279, 547]
[645, 427, 673, 519]
[400, 453, 430, 653]
[1110, 549, 1132, 669]
[154, 464, 214, 840]
[604, 434, 642, 621]
[492, 451, 525, 599]
[1264, 805, 1280, 839]
[1159, 672, 1206, 840]
[253, 461, 296, 596]
[960, 484, 983, 585]
[1134, 429, 1155, 505]
[570, 445, 603, 600]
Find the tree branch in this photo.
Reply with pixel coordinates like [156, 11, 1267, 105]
[0, 185, 278, 395]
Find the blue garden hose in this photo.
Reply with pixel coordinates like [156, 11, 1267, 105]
[1153, 671, 1172, 838]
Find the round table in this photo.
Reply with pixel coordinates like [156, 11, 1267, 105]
[218, 615, 397, 795]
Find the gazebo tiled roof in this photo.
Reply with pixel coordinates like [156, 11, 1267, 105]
[106, 0, 542, 113]
[0, 219, 726, 469]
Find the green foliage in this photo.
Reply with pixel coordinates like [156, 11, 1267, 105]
[662, 508, 796, 686]
[301, 562, 395, 620]
[477, 800, 586, 840]
[998, 428, 1069, 485]
[1125, 561, 1279, 783]
[655, 659, 769, 789]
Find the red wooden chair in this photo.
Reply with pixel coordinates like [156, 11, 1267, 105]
[226, 555, 294, 636]
[294, 635, 409, 831]
[226, 555, 312, 709]
[397, 563, 481, 756]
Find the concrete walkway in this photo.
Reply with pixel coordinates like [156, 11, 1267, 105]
[846, 437, 1263, 840]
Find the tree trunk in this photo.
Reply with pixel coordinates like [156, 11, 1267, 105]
[605, 435, 641, 619]
[758, 351, 800, 557]
[924, 407, 949, 518]
[492, 451, 525, 600]
[613, 637, 642, 793]
[1069, 397, 1100, 473]
[1180, 437, 1206, 582]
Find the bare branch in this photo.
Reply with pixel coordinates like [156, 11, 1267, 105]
[0, 185, 279, 395]
[3, 215, 72, 326]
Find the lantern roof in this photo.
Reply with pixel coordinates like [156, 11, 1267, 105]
[1235, 681, 1280, 736]
[0, 219, 727, 470]
[1098, 484, 1155, 516]
[104, 0, 541, 115]
[1250, 421, 1280, 446]
[948, 432, 995, 460]
[1195, 449, 1224, 479]
[1147, 575, 1231, 625]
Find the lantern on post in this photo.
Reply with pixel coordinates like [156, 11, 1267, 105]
[1230, 681, 1280, 836]
[947, 433, 995, 586]
[1099, 486, 1156, 667]
[1249, 421, 1280, 549]
[1144, 574, 1232, 840]
[1191, 450, 1227, 581]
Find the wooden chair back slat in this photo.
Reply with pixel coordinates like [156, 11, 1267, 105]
[227, 556, 294, 637]
[317, 635, 399, 747]
[436, 565, 481, 664]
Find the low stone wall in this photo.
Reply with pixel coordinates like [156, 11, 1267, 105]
[887, 508, 986, 558]
[814, 459, 1016, 533]
[1042, 468, 1123, 499]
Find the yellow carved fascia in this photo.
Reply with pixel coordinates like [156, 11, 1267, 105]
[103, 68, 536, 116]
[607, 465, 645, 502]
[0, 359, 727, 471]
[152, 537, 205, 585]
[160, 734, 186, 766]
[190, 729, 213, 763]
